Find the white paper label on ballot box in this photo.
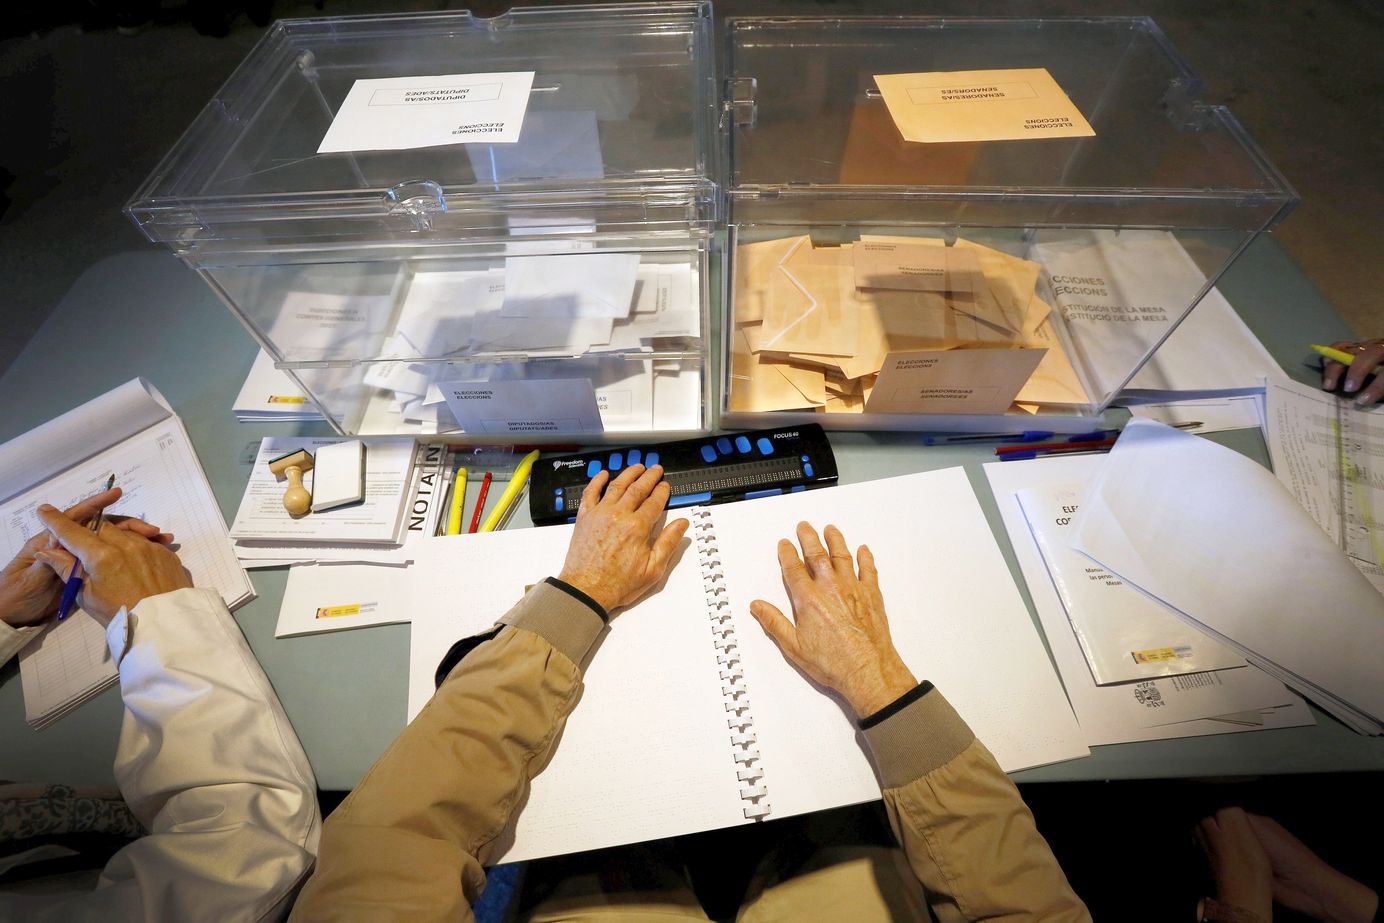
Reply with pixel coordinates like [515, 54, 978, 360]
[440, 378, 605, 436]
[318, 71, 536, 153]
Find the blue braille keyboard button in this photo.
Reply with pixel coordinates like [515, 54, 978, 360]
[669, 491, 713, 508]
[646, 451, 659, 468]
[803, 463, 815, 478]
[801, 455, 809, 462]
[608, 452, 623, 472]
[791, 486, 807, 493]
[555, 496, 564, 512]
[744, 488, 783, 500]
[700, 445, 717, 463]
[757, 437, 774, 456]
[735, 436, 752, 454]
[717, 437, 732, 456]
[628, 449, 642, 467]
[585, 459, 602, 478]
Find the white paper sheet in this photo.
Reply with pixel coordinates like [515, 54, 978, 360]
[276, 562, 413, 638]
[318, 71, 536, 152]
[1127, 394, 1266, 435]
[1018, 486, 1246, 686]
[1068, 420, 1384, 734]
[438, 378, 604, 437]
[500, 253, 640, 319]
[232, 351, 322, 421]
[1032, 229, 1282, 401]
[983, 454, 1312, 746]
[230, 437, 416, 544]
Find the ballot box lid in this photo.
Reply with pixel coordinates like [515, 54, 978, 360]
[723, 16, 1296, 232]
[127, 3, 719, 249]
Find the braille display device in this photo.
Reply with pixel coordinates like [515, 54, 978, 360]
[529, 424, 838, 526]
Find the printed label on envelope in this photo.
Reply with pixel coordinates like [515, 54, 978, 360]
[853, 241, 982, 293]
[873, 68, 1095, 143]
[864, 348, 1047, 414]
[439, 378, 604, 436]
[319, 71, 535, 153]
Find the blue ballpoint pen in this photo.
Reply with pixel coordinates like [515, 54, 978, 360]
[55, 474, 114, 621]
[923, 428, 1120, 446]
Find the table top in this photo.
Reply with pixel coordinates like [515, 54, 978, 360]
[2, 238, 1380, 790]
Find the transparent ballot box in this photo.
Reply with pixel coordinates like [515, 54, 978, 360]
[720, 17, 1297, 431]
[127, 3, 718, 441]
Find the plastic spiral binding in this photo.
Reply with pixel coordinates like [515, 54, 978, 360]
[693, 508, 772, 821]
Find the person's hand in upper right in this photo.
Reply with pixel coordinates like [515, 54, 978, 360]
[1321, 338, 1384, 407]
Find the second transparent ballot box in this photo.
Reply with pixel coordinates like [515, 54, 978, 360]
[720, 16, 1297, 431]
[126, 3, 718, 441]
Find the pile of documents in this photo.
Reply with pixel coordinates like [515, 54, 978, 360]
[359, 255, 702, 434]
[988, 452, 1313, 746]
[233, 351, 324, 422]
[229, 436, 426, 568]
[729, 234, 1087, 416]
[990, 418, 1383, 742]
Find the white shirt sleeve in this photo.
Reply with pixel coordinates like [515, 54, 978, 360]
[0, 620, 42, 666]
[0, 587, 322, 923]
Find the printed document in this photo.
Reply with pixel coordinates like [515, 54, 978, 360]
[1265, 378, 1384, 594]
[1018, 486, 1246, 685]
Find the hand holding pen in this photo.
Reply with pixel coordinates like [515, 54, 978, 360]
[0, 484, 159, 628]
[1313, 340, 1384, 407]
[34, 496, 190, 626]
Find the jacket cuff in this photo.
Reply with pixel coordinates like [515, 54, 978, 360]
[109, 587, 219, 667]
[496, 579, 607, 667]
[860, 683, 976, 789]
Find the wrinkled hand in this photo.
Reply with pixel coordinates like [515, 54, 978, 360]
[1195, 808, 1273, 922]
[0, 488, 169, 628]
[1247, 813, 1379, 923]
[557, 464, 689, 614]
[1321, 338, 1384, 406]
[749, 523, 917, 718]
[34, 502, 191, 626]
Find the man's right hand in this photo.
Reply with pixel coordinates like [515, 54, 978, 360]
[749, 522, 917, 719]
[557, 464, 689, 614]
[35, 503, 193, 625]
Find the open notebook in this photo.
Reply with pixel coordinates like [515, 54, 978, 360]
[407, 467, 1088, 862]
[0, 379, 252, 728]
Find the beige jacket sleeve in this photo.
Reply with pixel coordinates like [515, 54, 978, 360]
[861, 683, 1092, 923]
[289, 581, 605, 923]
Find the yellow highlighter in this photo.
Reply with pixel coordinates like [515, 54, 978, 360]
[1310, 343, 1356, 366]
[445, 467, 468, 535]
[479, 450, 541, 533]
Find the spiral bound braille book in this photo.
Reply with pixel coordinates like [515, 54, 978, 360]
[407, 466, 1088, 862]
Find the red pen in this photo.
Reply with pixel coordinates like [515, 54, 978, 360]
[467, 472, 493, 533]
[994, 438, 1118, 457]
